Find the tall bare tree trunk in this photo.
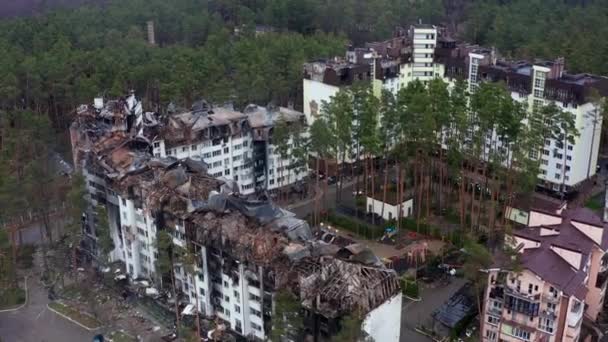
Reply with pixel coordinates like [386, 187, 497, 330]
[364, 154, 369, 212]
[502, 159, 515, 229]
[416, 152, 423, 232]
[426, 158, 431, 218]
[371, 155, 376, 226]
[477, 164, 487, 232]
[460, 162, 466, 229]
[170, 257, 180, 336]
[324, 160, 329, 217]
[337, 151, 347, 204]
[315, 157, 320, 227]
[439, 147, 444, 214]
[381, 153, 389, 222]
[397, 162, 403, 230]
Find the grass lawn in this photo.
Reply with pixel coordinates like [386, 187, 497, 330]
[0, 287, 25, 310]
[108, 330, 136, 342]
[48, 301, 101, 329]
[585, 196, 604, 211]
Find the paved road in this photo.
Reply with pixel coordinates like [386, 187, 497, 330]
[400, 278, 468, 342]
[0, 275, 97, 342]
[288, 179, 357, 218]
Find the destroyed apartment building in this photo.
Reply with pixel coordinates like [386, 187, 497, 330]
[72, 93, 308, 198]
[69, 93, 402, 341]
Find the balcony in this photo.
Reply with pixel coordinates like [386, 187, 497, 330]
[489, 285, 504, 300]
[567, 301, 583, 328]
[505, 286, 541, 302]
[486, 306, 502, 317]
[504, 288, 540, 317]
[540, 309, 557, 320]
[543, 293, 560, 304]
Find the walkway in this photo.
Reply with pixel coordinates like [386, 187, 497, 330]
[0, 274, 96, 342]
[400, 278, 468, 342]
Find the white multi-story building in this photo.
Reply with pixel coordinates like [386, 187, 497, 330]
[460, 52, 605, 193]
[399, 24, 444, 86]
[303, 24, 607, 194]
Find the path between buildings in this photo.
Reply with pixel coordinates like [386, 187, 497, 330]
[400, 278, 468, 342]
[288, 179, 357, 218]
[0, 273, 96, 342]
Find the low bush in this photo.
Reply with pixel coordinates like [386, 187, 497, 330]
[326, 213, 383, 239]
[0, 287, 25, 309]
[400, 277, 420, 298]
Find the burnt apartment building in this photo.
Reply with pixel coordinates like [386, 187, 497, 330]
[70, 94, 401, 341]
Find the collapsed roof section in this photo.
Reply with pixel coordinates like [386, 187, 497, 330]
[184, 192, 400, 318]
[296, 256, 400, 318]
[244, 104, 305, 142]
[115, 157, 224, 216]
[159, 104, 251, 149]
[70, 93, 152, 172]
[72, 94, 307, 171]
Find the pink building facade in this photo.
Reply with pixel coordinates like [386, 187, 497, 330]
[484, 202, 608, 342]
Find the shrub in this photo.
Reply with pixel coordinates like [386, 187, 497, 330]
[355, 196, 366, 208]
[326, 213, 382, 239]
[450, 230, 464, 247]
[0, 287, 25, 309]
[399, 218, 437, 237]
[401, 278, 420, 298]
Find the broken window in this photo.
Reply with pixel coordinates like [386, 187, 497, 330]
[250, 308, 261, 317]
[249, 293, 261, 302]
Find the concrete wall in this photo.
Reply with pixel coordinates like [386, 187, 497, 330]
[562, 297, 583, 341]
[505, 206, 529, 226]
[116, 196, 158, 279]
[528, 211, 562, 227]
[266, 137, 309, 191]
[585, 247, 605, 321]
[511, 235, 541, 251]
[303, 78, 339, 125]
[568, 102, 602, 186]
[186, 246, 267, 340]
[362, 293, 402, 342]
[366, 197, 414, 221]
